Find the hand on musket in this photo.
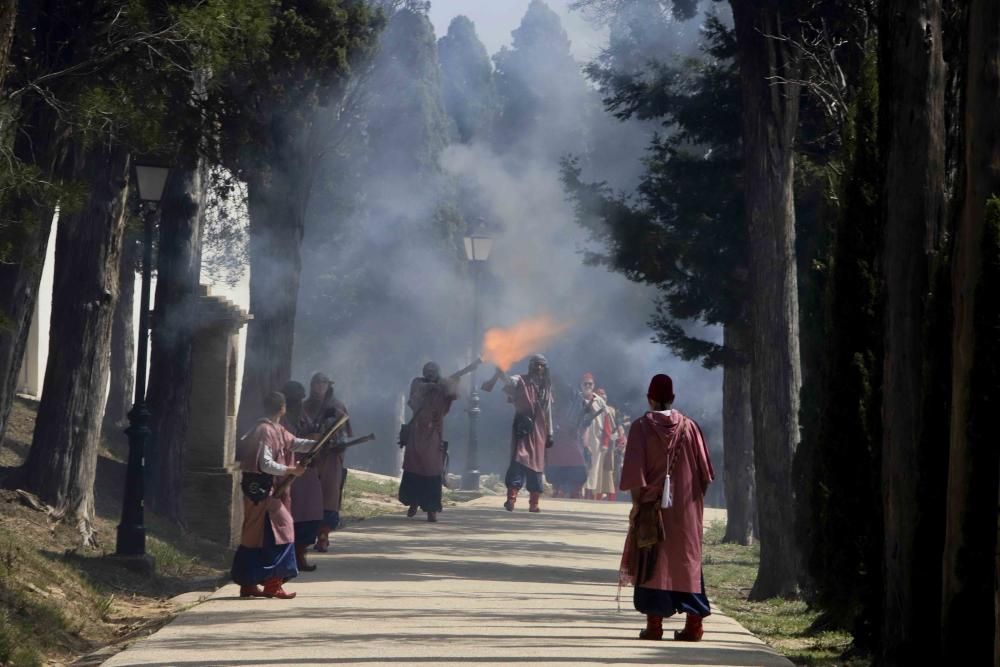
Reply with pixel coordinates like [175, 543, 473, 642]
[480, 366, 513, 393]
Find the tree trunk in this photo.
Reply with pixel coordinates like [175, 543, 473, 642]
[942, 2, 1000, 655]
[146, 162, 208, 523]
[0, 3, 75, 447]
[722, 320, 754, 546]
[729, 0, 802, 599]
[0, 0, 15, 92]
[102, 229, 138, 437]
[237, 167, 308, 431]
[18, 143, 130, 545]
[0, 124, 63, 446]
[878, 0, 947, 661]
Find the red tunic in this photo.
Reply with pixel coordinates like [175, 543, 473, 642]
[505, 375, 551, 473]
[618, 410, 714, 593]
[235, 419, 298, 547]
[402, 377, 458, 476]
[283, 416, 324, 523]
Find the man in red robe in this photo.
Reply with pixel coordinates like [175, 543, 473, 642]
[232, 391, 313, 599]
[618, 374, 715, 641]
[399, 362, 459, 523]
[489, 355, 553, 513]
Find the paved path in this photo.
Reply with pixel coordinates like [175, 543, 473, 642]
[104, 497, 792, 666]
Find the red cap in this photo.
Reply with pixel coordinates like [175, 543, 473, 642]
[647, 374, 674, 405]
[582, 373, 595, 384]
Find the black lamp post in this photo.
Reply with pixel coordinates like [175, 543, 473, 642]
[116, 162, 170, 557]
[461, 228, 494, 491]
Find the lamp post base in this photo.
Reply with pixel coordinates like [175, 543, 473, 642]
[107, 552, 156, 576]
[460, 470, 481, 491]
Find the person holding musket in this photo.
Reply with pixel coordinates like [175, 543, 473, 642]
[484, 354, 554, 513]
[303, 372, 352, 552]
[281, 380, 323, 572]
[232, 391, 314, 599]
[399, 362, 461, 522]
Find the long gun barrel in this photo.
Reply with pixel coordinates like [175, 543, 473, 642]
[274, 432, 375, 497]
[450, 357, 482, 381]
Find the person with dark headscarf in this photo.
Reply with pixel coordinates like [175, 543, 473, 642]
[487, 354, 554, 513]
[231, 391, 314, 599]
[618, 374, 715, 642]
[302, 372, 352, 552]
[399, 362, 459, 522]
[546, 403, 588, 499]
[281, 380, 323, 572]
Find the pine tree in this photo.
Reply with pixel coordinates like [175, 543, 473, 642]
[564, 17, 756, 544]
[224, 0, 384, 432]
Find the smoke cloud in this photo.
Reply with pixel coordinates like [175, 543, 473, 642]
[287, 1, 723, 478]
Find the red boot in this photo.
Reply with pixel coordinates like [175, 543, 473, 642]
[239, 584, 266, 598]
[639, 614, 663, 640]
[607, 492, 617, 502]
[529, 491, 541, 513]
[262, 578, 297, 600]
[674, 614, 704, 641]
[504, 488, 518, 512]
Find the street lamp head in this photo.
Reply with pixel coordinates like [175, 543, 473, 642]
[134, 162, 171, 203]
[463, 228, 494, 263]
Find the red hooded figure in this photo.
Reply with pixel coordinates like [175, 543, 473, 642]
[618, 374, 715, 642]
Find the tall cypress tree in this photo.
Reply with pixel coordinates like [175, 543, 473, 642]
[438, 16, 496, 145]
[296, 6, 462, 471]
[794, 50, 883, 648]
[494, 0, 594, 160]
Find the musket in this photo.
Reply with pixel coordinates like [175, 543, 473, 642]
[272, 415, 349, 497]
[449, 357, 483, 381]
[274, 432, 375, 497]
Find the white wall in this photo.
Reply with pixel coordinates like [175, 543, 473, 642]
[16, 213, 57, 398]
[18, 214, 251, 411]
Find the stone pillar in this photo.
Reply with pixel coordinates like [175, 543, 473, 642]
[182, 286, 251, 546]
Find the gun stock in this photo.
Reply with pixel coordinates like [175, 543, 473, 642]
[480, 368, 511, 393]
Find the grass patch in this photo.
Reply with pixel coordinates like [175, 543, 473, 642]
[702, 522, 868, 666]
[340, 474, 401, 522]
